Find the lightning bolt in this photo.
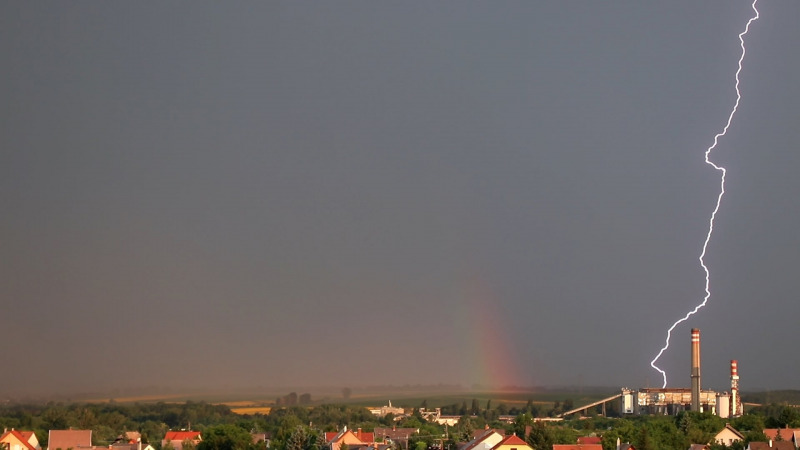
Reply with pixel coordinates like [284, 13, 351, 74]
[649, 0, 760, 388]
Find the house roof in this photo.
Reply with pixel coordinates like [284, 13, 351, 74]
[492, 434, 528, 449]
[18, 432, 37, 445]
[354, 431, 374, 444]
[163, 432, 201, 442]
[689, 445, 709, 450]
[749, 442, 794, 450]
[251, 433, 269, 444]
[576, 437, 601, 445]
[325, 429, 373, 445]
[552, 445, 603, 450]
[472, 429, 505, 440]
[48, 430, 92, 450]
[111, 443, 155, 450]
[461, 430, 504, 450]
[373, 428, 418, 441]
[324, 432, 339, 443]
[0, 430, 37, 450]
[716, 424, 745, 440]
[763, 429, 798, 441]
[354, 446, 392, 450]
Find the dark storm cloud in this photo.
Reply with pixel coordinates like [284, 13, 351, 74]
[1, 1, 798, 394]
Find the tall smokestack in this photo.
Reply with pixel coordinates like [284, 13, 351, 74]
[731, 359, 741, 417]
[691, 328, 701, 412]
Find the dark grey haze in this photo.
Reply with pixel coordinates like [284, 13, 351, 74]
[2, 1, 799, 395]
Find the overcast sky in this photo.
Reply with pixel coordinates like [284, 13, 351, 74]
[2, 1, 799, 396]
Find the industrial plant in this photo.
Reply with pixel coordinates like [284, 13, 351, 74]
[561, 328, 744, 418]
[622, 329, 743, 417]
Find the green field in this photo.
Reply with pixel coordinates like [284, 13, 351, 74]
[81, 385, 620, 413]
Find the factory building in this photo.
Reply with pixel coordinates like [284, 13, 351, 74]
[621, 329, 743, 418]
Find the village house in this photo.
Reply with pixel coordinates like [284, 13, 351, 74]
[715, 424, 745, 447]
[118, 432, 141, 444]
[747, 441, 795, 450]
[490, 434, 531, 450]
[688, 445, 710, 450]
[324, 427, 375, 450]
[373, 427, 417, 450]
[1, 430, 40, 450]
[460, 428, 504, 450]
[110, 442, 155, 450]
[763, 429, 800, 446]
[251, 433, 270, 447]
[161, 431, 202, 450]
[47, 430, 92, 450]
[368, 401, 405, 418]
[553, 445, 602, 450]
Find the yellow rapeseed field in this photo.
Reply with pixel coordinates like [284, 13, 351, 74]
[229, 406, 272, 415]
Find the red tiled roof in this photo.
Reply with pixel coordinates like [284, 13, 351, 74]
[577, 437, 601, 445]
[18, 432, 36, 444]
[163, 432, 201, 442]
[552, 445, 603, 450]
[48, 430, 92, 450]
[326, 430, 372, 445]
[749, 442, 794, 450]
[493, 434, 527, 448]
[0, 430, 36, 450]
[325, 432, 339, 442]
[763, 429, 798, 441]
[354, 431, 374, 444]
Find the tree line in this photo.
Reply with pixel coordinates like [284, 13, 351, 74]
[0, 400, 798, 450]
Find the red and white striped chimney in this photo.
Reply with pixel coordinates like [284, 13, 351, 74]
[731, 359, 741, 417]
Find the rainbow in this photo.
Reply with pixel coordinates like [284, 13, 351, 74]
[456, 274, 527, 389]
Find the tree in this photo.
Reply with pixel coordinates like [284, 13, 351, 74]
[458, 418, 475, 443]
[470, 399, 480, 416]
[140, 421, 168, 445]
[732, 413, 765, 432]
[198, 424, 254, 450]
[496, 404, 509, 416]
[526, 422, 554, 450]
[286, 427, 313, 450]
[512, 413, 533, 438]
[777, 406, 800, 428]
[633, 417, 686, 450]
